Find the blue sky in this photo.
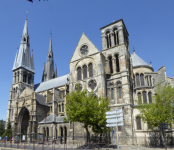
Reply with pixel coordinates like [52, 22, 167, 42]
[0, 0, 174, 120]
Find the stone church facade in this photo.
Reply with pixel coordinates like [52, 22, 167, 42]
[6, 18, 174, 145]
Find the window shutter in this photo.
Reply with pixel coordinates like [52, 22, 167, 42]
[143, 91, 147, 104]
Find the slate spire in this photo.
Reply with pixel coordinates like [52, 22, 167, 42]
[42, 37, 56, 82]
[12, 19, 35, 73]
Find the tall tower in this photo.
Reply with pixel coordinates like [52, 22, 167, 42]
[42, 38, 57, 82]
[6, 19, 35, 126]
[100, 19, 134, 144]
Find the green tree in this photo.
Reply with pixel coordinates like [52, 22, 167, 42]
[136, 82, 174, 133]
[0, 119, 5, 137]
[64, 87, 110, 143]
[2, 121, 12, 140]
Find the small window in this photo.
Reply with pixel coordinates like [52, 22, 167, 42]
[143, 91, 147, 104]
[149, 76, 152, 86]
[115, 54, 120, 72]
[59, 105, 61, 112]
[106, 31, 111, 48]
[83, 65, 87, 79]
[140, 74, 144, 86]
[62, 104, 64, 112]
[136, 74, 140, 87]
[88, 63, 93, 77]
[118, 87, 122, 99]
[138, 93, 142, 104]
[136, 117, 142, 130]
[108, 56, 113, 73]
[148, 92, 152, 104]
[77, 67, 81, 80]
[111, 88, 114, 99]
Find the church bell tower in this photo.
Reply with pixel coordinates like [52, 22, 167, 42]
[6, 19, 35, 126]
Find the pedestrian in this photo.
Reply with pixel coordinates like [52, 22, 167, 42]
[52, 137, 55, 144]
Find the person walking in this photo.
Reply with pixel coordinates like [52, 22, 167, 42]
[52, 137, 55, 144]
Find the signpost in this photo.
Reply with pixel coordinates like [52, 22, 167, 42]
[159, 122, 168, 150]
[106, 109, 124, 150]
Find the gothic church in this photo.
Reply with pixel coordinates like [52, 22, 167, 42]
[6, 18, 174, 145]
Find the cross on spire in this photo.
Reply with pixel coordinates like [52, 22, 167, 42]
[50, 30, 52, 38]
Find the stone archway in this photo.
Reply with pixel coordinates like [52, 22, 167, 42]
[17, 107, 30, 135]
[21, 111, 29, 134]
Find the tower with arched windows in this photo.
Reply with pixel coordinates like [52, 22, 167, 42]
[6, 19, 35, 127]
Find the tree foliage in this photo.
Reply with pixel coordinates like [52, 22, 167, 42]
[2, 121, 12, 140]
[136, 82, 174, 131]
[0, 120, 5, 136]
[64, 86, 110, 142]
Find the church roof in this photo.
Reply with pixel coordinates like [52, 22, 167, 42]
[39, 113, 67, 124]
[131, 52, 153, 69]
[35, 74, 69, 93]
[35, 93, 48, 106]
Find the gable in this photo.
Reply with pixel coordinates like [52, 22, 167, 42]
[19, 87, 34, 98]
[70, 32, 100, 63]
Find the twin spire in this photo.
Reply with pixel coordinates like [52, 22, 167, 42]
[12, 19, 57, 82]
[42, 38, 57, 82]
[12, 19, 35, 73]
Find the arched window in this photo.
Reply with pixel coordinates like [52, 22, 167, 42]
[14, 73, 16, 83]
[23, 73, 27, 83]
[88, 63, 93, 77]
[62, 104, 64, 112]
[28, 74, 31, 84]
[83, 65, 87, 79]
[136, 117, 142, 130]
[106, 31, 111, 48]
[148, 92, 152, 104]
[136, 74, 140, 87]
[115, 54, 120, 72]
[113, 28, 119, 46]
[88, 80, 97, 90]
[116, 81, 122, 101]
[143, 91, 147, 104]
[108, 56, 113, 74]
[111, 88, 114, 100]
[138, 92, 142, 104]
[13, 88, 15, 99]
[140, 74, 144, 86]
[77, 67, 81, 80]
[16, 87, 18, 97]
[59, 105, 61, 112]
[17, 72, 19, 83]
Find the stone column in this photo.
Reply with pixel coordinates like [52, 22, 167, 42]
[105, 59, 110, 74]
[112, 58, 116, 73]
[118, 29, 124, 44]
[101, 34, 107, 50]
[13, 73, 15, 84]
[20, 71, 23, 82]
[110, 32, 115, 47]
[51, 126, 53, 137]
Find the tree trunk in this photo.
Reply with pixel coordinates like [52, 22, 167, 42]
[85, 126, 90, 144]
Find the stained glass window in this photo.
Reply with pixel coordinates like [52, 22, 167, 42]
[80, 45, 88, 55]
[88, 80, 97, 90]
[83, 65, 87, 79]
[143, 91, 147, 104]
[89, 63, 93, 77]
[77, 67, 81, 80]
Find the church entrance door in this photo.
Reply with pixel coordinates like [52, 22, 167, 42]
[21, 110, 29, 135]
